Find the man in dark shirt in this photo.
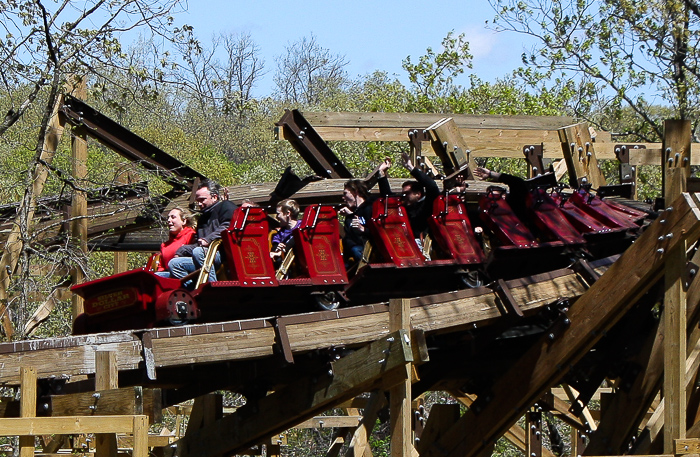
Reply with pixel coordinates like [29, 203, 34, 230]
[169, 179, 237, 284]
[398, 153, 440, 247]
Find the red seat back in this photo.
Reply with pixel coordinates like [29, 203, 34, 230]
[526, 189, 586, 245]
[478, 189, 539, 248]
[368, 197, 425, 267]
[429, 195, 485, 265]
[294, 205, 348, 285]
[221, 207, 279, 285]
[569, 188, 639, 229]
[550, 192, 620, 234]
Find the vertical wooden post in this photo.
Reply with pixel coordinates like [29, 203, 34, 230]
[70, 78, 88, 322]
[132, 415, 149, 457]
[95, 351, 118, 457]
[389, 298, 412, 457]
[662, 119, 690, 454]
[526, 410, 542, 457]
[19, 366, 37, 457]
[114, 253, 128, 274]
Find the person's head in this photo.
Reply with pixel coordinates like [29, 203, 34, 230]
[343, 180, 369, 210]
[167, 207, 194, 234]
[241, 199, 259, 208]
[276, 199, 300, 228]
[195, 179, 222, 210]
[401, 180, 424, 206]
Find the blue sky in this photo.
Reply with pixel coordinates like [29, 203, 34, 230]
[180, 0, 531, 97]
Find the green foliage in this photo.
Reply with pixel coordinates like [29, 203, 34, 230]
[489, 0, 700, 139]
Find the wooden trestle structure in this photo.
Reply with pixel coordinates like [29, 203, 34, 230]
[0, 105, 699, 457]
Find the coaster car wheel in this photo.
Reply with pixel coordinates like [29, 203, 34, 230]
[312, 291, 341, 311]
[459, 270, 485, 288]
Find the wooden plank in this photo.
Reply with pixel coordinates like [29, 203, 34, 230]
[676, 438, 700, 454]
[300, 111, 573, 130]
[422, 192, 700, 457]
[0, 415, 145, 434]
[427, 119, 476, 175]
[0, 337, 142, 385]
[162, 329, 417, 457]
[296, 416, 362, 429]
[49, 387, 161, 422]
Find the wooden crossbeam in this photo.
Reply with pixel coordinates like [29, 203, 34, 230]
[0, 415, 148, 437]
[422, 192, 700, 457]
[161, 329, 419, 457]
[49, 387, 161, 422]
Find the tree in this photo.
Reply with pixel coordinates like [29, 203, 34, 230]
[274, 34, 350, 107]
[402, 31, 473, 112]
[174, 31, 265, 123]
[0, 0, 194, 339]
[488, 0, 700, 141]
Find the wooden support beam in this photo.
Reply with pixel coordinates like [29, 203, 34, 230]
[184, 393, 223, 438]
[161, 329, 419, 457]
[559, 123, 606, 189]
[344, 391, 386, 457]
[561, 384, 597, 432]
[426, 118, 476, 176]
[49, 387, 161, 422]
[422, 192, 700, 457]
[526, 411, 543, 457]
[586, 238, 700, 454]
[70, 122, 88, 322]
[296, 416, 362, 429]
[663, 120, 691, 454]
[448, 390, 556, 457]
[0, 414, 147, 435]
[390, 298, 413, 457]
[662, 120, 692, 201]
[415, 404, 460, 454]
[20, 366, 37, 457]
[676, 438, 700, 454]
[95, 351, 118, 457]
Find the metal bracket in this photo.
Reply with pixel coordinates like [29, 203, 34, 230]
[274, 318, 295, 364]
[469, 390, 493, 415]
[137, 331, 157, 380]
[275, 109, 353, 180]
[544, 299, 571, 343]
[572, 259, 601, 287]
[408, 128, 431, 165]
[685, 261, 699, 291]
[491, 279, 524, 319]
[523, 144, 546, 177]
